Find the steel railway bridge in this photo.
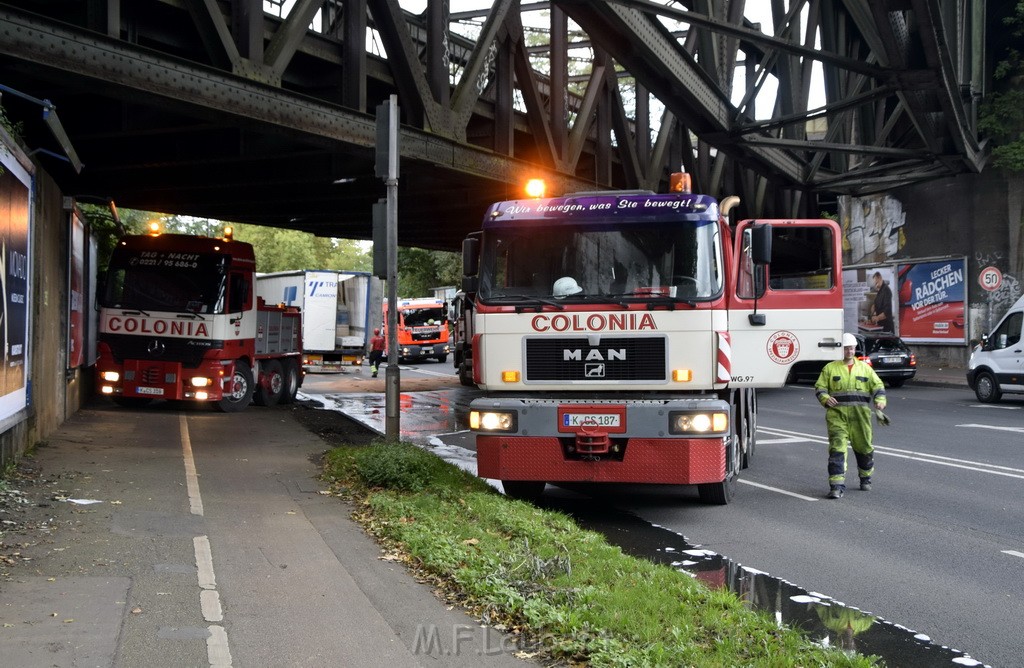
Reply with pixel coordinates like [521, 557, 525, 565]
[0, 0, 992, 250]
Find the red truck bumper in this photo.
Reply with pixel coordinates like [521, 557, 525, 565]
[476, 435, 726, 484]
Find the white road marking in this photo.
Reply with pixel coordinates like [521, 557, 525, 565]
[180, 415, 204, 516]
[201, 589, 224, 622]
[957, 423, 1024, 434]
[181, 418, 233, 667]
[970, 404, 1021, 410]
[207, 625, 233, 667]
[194, 536, 217, 590]
[739, 479, 818, 501]
[759, 426, 1024, 479]
[1001, 550, 1024, 560]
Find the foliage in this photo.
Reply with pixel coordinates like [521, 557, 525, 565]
[353, 441, 443, 492]
[979, 1, 1024, 172]
[396, 247, 461, 297]
[232, 223, 370, 273]
[321, 443, 878, 668]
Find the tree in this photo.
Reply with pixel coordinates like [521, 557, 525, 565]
[231, 223, 370, 273]
[979, 1, 1024, 172]
[396, 247, 461, 297]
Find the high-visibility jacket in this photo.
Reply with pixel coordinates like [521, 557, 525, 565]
[814, 358, 886, 411]
[815, 358, 886, 448]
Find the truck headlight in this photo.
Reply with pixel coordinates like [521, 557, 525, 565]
[669, 411, 728, 434]
[101, 371, 120, 382]
[190, 377, 212, 387]
[470, 410, 517, 432]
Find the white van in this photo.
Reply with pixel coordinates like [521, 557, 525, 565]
[967, 296, 1024, 402]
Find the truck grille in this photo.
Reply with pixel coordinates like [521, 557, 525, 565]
[101, 333, 220, 369]
[525, 336, 666, 381]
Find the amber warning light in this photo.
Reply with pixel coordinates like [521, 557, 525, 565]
[669, 172, 692, 194]
[524, 178, 546, 198]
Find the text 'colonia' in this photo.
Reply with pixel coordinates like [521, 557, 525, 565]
[531, 313, 657, 332]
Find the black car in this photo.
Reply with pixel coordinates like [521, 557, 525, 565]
[786, 333, 917, 387]
[858, 334, 917, 387]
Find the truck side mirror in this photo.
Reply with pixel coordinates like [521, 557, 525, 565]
[462, 236, 480, 277]
[750, 223, 772, 265]
[462, 275, 479, 294]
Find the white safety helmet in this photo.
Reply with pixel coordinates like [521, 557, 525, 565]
[553, 276, 583, 296]
[842, 332, 858, 348]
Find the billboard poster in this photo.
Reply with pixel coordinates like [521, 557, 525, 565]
[68, 208, 85, 368]
[843, 267, 898, 335]
[0, 144, 31, 420]
[896, 259, 967, 343]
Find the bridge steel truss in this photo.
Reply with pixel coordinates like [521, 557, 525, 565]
[0, 0, 987, 249]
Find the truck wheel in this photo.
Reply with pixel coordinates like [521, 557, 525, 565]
[698, 478, 734, 505]
[254, 360, 284, 406]
[974, 371, 1002, 403]
[501, 481, 545, 501]
[436, 354, 448, 364]
[279, 360, 301, 405]
[216, 360, 254, 413]
[113, 397, 153, 409]
[458, 363, 475, 387]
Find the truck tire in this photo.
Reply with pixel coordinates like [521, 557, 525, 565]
[216, 360, 254, 413]
[698, 479, 734, 505]
[458, 362, 475, 387]
[973, 370, 1002, 403]
[501, 480, 545, 501]
[436, 354, 448, 364]
[254, 360, 284, 406]
[279, 359, 301, 405]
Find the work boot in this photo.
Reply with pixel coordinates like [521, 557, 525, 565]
[827, 486, 845, 499]
[860, 478, 872, 492]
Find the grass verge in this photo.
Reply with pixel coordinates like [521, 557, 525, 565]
[322, 440, 878, 667]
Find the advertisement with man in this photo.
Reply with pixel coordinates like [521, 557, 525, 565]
[842, 267, 897, 335]
[896, 259, 967, 343]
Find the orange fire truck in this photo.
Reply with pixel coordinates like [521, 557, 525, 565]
[463, 175, 843, 503]
[381, 297, 452, 363]
[95, 229, 302, 412]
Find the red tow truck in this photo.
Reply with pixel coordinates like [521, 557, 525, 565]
[95, 228, 303, 411]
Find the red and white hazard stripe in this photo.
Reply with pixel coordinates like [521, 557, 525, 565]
[716, 331, 732, 383]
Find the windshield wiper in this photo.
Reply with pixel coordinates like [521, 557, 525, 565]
[486, 294, 565, 311]
[117, 304, 151, 316]
[176, 311, 206, 320]
[601, 293, 697, 309]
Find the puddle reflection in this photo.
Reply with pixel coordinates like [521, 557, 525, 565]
[547, 497, 988, 667]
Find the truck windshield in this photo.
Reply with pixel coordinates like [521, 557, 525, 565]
[402, 307, 447, 327]
[478, 219, 722, 302]
[100, 251, 228, 314]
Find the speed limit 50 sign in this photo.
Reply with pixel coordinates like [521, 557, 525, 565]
[979, 266, 1002, 291]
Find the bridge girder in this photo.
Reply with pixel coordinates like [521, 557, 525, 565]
[0, 0, 986, 249]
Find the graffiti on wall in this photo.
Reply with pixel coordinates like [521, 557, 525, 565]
[844, 194, 906, 264]
[974, 251, 1021, 313]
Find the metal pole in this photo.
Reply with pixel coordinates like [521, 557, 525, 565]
[384, 95, 401, 441]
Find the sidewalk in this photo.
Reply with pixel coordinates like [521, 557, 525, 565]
[0, 402, 536, 667]
[909, 364, 967, 388]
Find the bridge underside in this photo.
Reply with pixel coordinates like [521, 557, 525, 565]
[0, 1, 987, 250]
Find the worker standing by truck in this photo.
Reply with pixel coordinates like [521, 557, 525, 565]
[368, 328, 386, 378]
[814, 332, 887, 499]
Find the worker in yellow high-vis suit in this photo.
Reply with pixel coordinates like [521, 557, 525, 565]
[814, 333, 886, 499]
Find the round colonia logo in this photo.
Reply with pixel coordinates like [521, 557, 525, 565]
[766, 330, 800, 364]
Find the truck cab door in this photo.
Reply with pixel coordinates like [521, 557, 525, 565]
[727, 219, 843, 387]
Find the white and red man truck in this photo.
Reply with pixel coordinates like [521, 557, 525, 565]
[96, 229, 303, 412]
[463, 175, 844, 503]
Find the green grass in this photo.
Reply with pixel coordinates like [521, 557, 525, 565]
[323, 441, 878, 667]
